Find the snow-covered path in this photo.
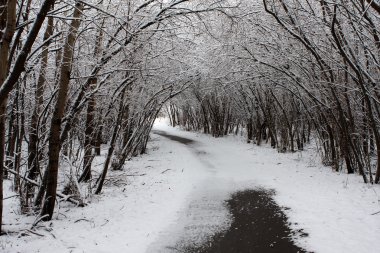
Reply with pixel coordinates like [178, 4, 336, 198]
[148, 130, 305, 252]
[2, 119, 380, 253]
[150, 120, 380, 253]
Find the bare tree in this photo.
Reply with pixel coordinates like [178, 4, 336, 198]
[40, 2, 84, 221]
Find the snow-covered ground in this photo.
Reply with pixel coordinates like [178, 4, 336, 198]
[1, 118, 380, 253]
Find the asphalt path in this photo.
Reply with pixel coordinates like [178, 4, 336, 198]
[152, 130, 308, 253]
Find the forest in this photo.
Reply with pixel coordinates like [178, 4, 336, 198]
[1, 0, 380, 250]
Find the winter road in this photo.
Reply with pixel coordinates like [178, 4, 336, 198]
[150, 130, 308, 253]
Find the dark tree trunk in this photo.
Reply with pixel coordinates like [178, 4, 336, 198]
[0, 0, 17, 234]
[27, 12, 54, 203]
[79, 90, 96, 183]
[40, 3, 83, 220]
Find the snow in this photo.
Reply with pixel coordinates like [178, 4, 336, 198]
[1, 117, 380, 253]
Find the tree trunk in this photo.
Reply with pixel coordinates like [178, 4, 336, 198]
[79, 16, 103, 182]
[95, 88, 127, 194]
[27, 12, 54, 200]
[0, 0, 17, 234]
[40, 3, 83, 221]
[5, 94, 17, 179]
[79, 85, 96, 183]
[0, 101, 6, 234]
[94, 120, 102, 156]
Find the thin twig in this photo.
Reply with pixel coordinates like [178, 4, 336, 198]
[161, 169, 171, 174]
[32, 214, 49, 228]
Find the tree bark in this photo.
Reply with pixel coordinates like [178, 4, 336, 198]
[0, 0, 17, 235]
[79, 21, 103, 182]
[95, 88, 127, 194]
[40, 2, 83, 221]
[0, 0, 56, 102]
[28, 11, 54, 194]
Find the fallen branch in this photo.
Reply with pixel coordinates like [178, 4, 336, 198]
[161, 169, 171, 174]
[3, 194, 19, 200]
[126, 173, 146, 177]
[101, 219, 109, 226]
[25, 229, 45, 237]
[18, 229, 45, 238]
[6, 228, 46, 238]
[2, 222, 32, 226]
[371, 210, 380, 215]
[74, 218, 92, 223]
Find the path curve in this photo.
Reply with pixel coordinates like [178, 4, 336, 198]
[149, 130, 308, 253]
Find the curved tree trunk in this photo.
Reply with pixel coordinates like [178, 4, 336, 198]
[95, 88, 127, 194]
